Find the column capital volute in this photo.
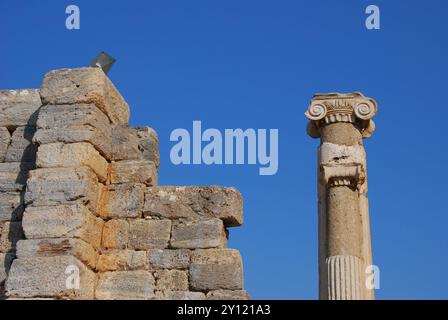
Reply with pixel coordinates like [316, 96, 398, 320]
[305, 92, 377, 139]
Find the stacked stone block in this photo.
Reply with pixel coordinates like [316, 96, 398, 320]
[0, 89, 41, 298]
[2, 67, 248, 300]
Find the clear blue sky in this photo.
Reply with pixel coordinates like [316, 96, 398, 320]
[1, 0, 447, 299]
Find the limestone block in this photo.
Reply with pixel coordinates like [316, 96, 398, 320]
[40, 68, 130, 125]
[110, 160, 157, 186]
[190, 249, 243, 291]
[0, 221, 24, 253]
[148, 249, 190, 270]
[0, 127, 10, 162]
[16, 238, 98, 269]
[35, 103, 112, 159]
[144, 186, 243, 227]
[102, 219, 129, 249]
[25, 167, 101, 213]
[22, 205, 103, 249]
[101, 183, 145, 219]
[111, 125, 159, 162]
[97, 250, 147, 272]
[6, 256, 96, 299]
[0, 162, 34, 192]
[36, 103, 110, 131]
[37, 143, 108, 182]
[5, 126, 36, 163]
[95, 271, 155, 300]
[0, 89, 41, 128]
[0, 192, 24, 222]
[155, 270, 188, 291]
[171, 219, 227, 249]
[134, 126, 160, 167]
[129, 219, 171, 250]
[34, 128, 112, 161]
[111, 125, 140, 160]
[206, 290, 250, 300]
[159, 291, 205, 300]
[0, 162, 35, 172]
[0, 171, 27, 192]
[1, 252, 15, 298]
[0, 252, 14, 284]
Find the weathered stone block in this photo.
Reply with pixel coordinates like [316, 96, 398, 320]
[111, 126, 160, 162]
[155, 270, 188, 291]
[25, 167, 101, 213]
[5, 126, 36, 162]
[110, 160, 157, 186]
[0, 252, 15, 284]
[95, 271, 155, 300]
[0, 171, 27, 192]
[129, 219, 171, 250]
[22, 205, 103, 249]
[190, 249, 243, 291]
[134, 126, 160, 167]
[0, 192, 24, 222]
[0, 221, 24, 253]
[0, 252, 14, 298]
[0, 127, 10, 162]
[148, 249, 190, 270]
[144, 186, 243, 227]
[6, 255, 95, 299]
[159, 291, 206, 300]
[37, 142, 108, 182]
[16, 238, 98, 269]
[36, 103, 110, 131]
[206, 290, 250, 300]
[102, 219, 129, 249]
[35, 103, 112, 159]
[0, 163, 34, 192]
[0, 89, 41, 128]
[97, 250, 147, 272]
[40, 68, 130, 124]
[111, 125, 140, 160]
[171, 219, 227, 249]
[34, 128, 112, 161]
[101, 183, 145, 219]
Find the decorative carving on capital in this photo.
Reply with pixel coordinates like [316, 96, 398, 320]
[305, 92, 377, 139]
[320, 164, 366, 190]
[305, 103, 327, 121]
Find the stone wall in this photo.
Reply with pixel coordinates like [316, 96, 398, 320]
[0, 68, 248, 300]
[0, 88, 41, 298]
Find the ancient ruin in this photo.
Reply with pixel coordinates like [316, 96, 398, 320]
[0, 67, 249, 300]
[0, 66, 379, 300]
[305, 93, 377, 300]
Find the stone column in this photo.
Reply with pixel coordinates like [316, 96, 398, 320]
[305, 93, 377, 300]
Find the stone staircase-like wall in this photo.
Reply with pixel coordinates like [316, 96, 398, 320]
[0, 68, 248, 300]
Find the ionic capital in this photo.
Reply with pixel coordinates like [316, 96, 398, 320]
[305, 92, 377, 139]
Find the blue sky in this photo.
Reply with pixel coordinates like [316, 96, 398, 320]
[1, 0, 448, 299]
